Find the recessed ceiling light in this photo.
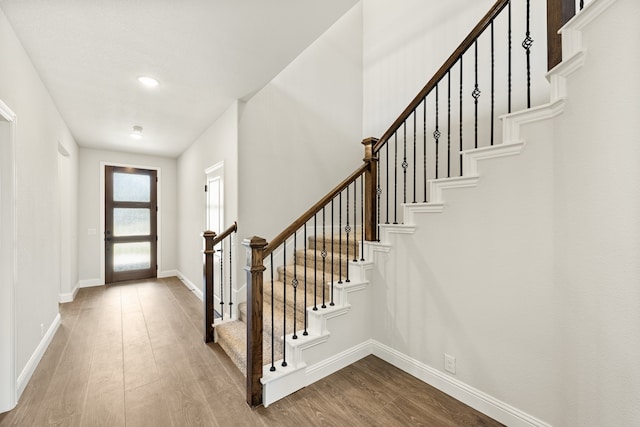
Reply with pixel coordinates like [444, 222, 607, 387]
[130, 125, 143, 140]
[137, 76, 159, 88]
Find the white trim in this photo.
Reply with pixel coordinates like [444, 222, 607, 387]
[261, 339, 372, 407]
[176, 270, 203, 301]
[16, 313, 61, 399]
[371, 341, 552, 427]
[305, 340, 372, 385]
[100, 162, 162, 284]
[59, 284, 80, 303]
[560, 0, 617, 61]
[428, 175, 480, 204]
[78, 278, 103, 288]
[157, 269, 179, 279]
[0, 99, 17, 413]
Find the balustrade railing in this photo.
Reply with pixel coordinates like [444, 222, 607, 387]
[239, 0, 579, 407]
[203, 222, 237, 343]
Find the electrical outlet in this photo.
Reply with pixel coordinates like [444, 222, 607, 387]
[444, 353, 456, 374]
[40, 323, 44, 337]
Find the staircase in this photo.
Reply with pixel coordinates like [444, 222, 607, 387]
[200, 0, 609, 419]
[214, 233, 372, 405]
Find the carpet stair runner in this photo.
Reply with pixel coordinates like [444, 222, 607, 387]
[215, 234, 359, 376]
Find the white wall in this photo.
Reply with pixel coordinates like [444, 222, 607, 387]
[370, 0, 640, 425]
[77, 148, 178, 283]
[177, 102, 238, 292]
[238, 2, 363, 243]
[552, 0, 640, 424]
[0, 6, 79, 400]
[57, 140, 79, 301]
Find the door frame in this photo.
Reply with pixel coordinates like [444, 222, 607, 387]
[100, 162, 162, 285]
[0, 99, 17, 412]
[205, 161, 224, 233]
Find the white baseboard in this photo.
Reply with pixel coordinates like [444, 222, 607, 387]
[58, 284, 80, 303]
[158, 269, 179, 279]
[17, 313, 61, 398]
[371, 341, 551, 427]
[78, 278, 103, 288]
[305, 340, 372, 385]
[176, 270, 203, 301]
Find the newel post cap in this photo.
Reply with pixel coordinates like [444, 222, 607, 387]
[242, 236, 268, 248]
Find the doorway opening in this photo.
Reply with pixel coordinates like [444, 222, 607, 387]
[104, 166, 158, 283]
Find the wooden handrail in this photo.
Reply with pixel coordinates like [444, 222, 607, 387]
[264, 162, 371, 256]
[373, 0, 510, 153]
[211, 221, 238, 247]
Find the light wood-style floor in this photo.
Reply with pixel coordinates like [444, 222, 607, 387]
[0, 277, 502, 426]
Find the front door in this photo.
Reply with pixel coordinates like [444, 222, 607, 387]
[105, 166, 157, 283]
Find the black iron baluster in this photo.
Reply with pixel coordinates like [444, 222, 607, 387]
[331, 198, 335, 306]
[522, 0, 533, 109]
[447, 71, 451, 178]
[459, 56, 463, 175]
[580, 0, 584, 10]
[360, 175, 365, 261]
[338, 193, 343, 284]
[313, 213, 318, 311]
[508, 0, 512, 113]
[269, 254, 275, 371]
[473, 39, 481, 149]
[345, 184, 351, 283]
[282, 242, 287, 367]
[402, 122, 408, 205]
[228, 236, 233, 314]
[377, 158, 382, 239]
[385, 141, 389, 224]
[412, 110, 417, 204]
[321, 207, 327, 308]
[491, 20, 495, 146]
[435, 84, 440, 179]
[219, 243, 224, 320]
[303, 223, 308, 336]
[292, 231, 298, 339]
[423, 97, 427, 203]
[353, 179, 357, 262]
[394, 132, 398, 224]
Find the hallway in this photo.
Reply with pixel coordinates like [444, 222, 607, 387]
[0, 278, 500, 426]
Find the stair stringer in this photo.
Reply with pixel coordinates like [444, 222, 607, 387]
[260, 259, 374, 407]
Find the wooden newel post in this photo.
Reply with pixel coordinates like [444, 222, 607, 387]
[547, 0, 576, 70]
[203, 230, 217, 343]
[243, 236, 267, 407]
[362, 137, 379, 242]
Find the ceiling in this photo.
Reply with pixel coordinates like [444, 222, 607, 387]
[0, 0, 358, 158]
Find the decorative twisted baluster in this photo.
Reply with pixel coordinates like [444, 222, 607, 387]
[522, 0, 533, 109]
[472, 39, 481, 150]
[321, 207, 327, 308]
[434, 84, 440, 179]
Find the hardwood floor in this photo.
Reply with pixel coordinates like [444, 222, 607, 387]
[0, 277, 502, 426]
